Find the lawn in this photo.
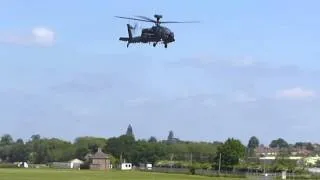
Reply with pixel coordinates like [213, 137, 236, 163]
[0, 168, 245, 180]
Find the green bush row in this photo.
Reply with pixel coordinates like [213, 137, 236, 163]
[275, 175, 320, 179]
[0, 164, 19, 168]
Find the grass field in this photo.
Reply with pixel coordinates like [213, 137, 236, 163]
[0, 168, 246, 180]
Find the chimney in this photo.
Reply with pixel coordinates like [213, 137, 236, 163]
[98, 147, 102, 152]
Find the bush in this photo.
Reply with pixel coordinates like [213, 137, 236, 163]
[209, 173, 246, 179]
[189, 166, 195, 175]
[0, 164, 18, 168]
[80, 163, 90, 170]
[200, 163, 211, 170]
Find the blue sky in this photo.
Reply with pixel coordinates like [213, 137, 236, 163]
[0, 0, 320, 145]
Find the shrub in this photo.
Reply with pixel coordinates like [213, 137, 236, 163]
[0, 164, 18, 168]
[189, 166, 196, 175]
[80, 163, 90, 170]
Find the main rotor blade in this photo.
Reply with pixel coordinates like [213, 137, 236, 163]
[114, 16, 152, 23]
[135, 16, 157, 23]
[161, 21, 200, 24]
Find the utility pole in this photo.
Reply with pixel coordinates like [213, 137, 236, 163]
[120, 153, 123, 169]
[170, 153, 174, 169]
[263, 158, 266, 174]
[218, 153, 221, 174]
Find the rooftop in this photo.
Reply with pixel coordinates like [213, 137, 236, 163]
[90, 148, 109, 159]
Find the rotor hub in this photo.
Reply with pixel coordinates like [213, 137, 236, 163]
[154, 14, 163, 25]
[154, 14, 163, 19]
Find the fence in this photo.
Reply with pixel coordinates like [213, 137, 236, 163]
[50, 162, 71, 169]
[142, 167, 303, 179]
[144, 167, 247, 178]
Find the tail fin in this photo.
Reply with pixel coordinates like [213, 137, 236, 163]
[127, 24, 133, 40]
[119, 24, 134, 48]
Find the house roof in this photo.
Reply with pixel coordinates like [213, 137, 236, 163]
[69, 158, 84, 164]
[90, 148, 109, 159]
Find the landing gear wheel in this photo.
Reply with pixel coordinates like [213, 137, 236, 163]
[153, 43, 156, 47]
[164, 44, 167, 48]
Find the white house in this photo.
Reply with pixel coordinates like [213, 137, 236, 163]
[121, 163, 132, 170]
[69, 158, 84, 169]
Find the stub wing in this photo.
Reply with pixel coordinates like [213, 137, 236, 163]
[119, 37, 141, 43]
[119, 36, 142, 47]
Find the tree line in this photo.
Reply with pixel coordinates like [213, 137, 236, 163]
[0, 125, 245, 169]
[0, 125, 317, 171]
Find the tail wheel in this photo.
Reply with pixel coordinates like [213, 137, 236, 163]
[153, 43, 156, 47]
[164, 44, 168, 48]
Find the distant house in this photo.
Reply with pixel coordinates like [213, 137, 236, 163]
[69, 158, 84, 169]
[290, 147, 312, 156]
[89, 148, 111, 170]
[255, 145, 280, 156]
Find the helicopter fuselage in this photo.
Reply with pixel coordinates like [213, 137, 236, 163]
[140, 25, 175, 45]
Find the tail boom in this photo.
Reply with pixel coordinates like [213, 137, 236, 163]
[118, 23, 161, 47]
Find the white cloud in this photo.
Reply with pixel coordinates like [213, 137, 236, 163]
[276, 87, 316, 99]
[32, 27, 55, 45]
[234, 92, 257, 103]
[0, 27, 55, 46]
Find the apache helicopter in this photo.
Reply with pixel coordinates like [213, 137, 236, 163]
[115, 14, 199, 48]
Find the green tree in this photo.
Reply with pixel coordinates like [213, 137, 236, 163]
[272, 157, 297, 172]
[148, 136, 157, 143]
[294, 142, 314, 152]
[31, 134, 41, 141]
[270, 138, 289, 148]
[0, 144, 12, 162]
[75, 147, 89, 161]
[10, 142, 30, 162]
[27, 138, 48, 164]
[105, 135, 135, 163]
[73, 136, 107, 160]
[46, 138, 75, 162]
[248, 136, 259, 149]
[247, 136, 259, 157]
[16, 138, 24, 144]
[0, 134, 13, 145]
[215, 138, 246, 170]
[131, 140, 163, 164]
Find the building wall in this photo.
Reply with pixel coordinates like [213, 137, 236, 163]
[90, 159, 111, 170]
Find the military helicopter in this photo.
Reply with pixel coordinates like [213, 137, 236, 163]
[115, 14, 199, 48]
